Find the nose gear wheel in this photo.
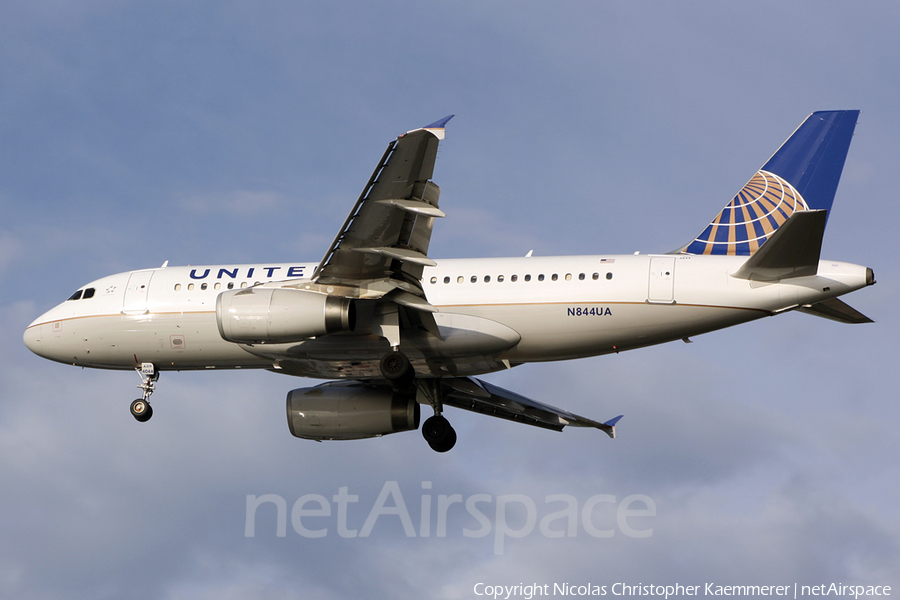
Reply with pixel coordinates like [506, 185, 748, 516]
[130, 399, 153, 422]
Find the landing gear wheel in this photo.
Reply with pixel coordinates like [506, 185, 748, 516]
[422, 415, 457, 453]
[380, 350, 414, 387]
[130, 399, 153, 422]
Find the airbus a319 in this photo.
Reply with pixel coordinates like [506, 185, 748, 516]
[24, 111, 874, 452]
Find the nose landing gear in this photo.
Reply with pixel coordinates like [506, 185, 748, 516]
[131, 362, 158, 422]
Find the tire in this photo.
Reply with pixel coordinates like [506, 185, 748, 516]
[130, 399, 153, 423]
[380, 350, 413, 386]
[422, 415, 456, 452]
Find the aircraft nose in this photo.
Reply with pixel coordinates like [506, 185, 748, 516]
[23, 323, 43, 356]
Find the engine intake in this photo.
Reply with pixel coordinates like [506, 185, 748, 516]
[216, 288, 354, 344]
[286, 382, 420, 440]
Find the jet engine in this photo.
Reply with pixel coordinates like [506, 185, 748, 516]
[216, 288, 354, 344]
[286, 382, 420, 440]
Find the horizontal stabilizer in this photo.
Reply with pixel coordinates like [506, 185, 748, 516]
[732, 210, 826, 281]
[796, 297, 874, 324]
[441, 377, 621, 438]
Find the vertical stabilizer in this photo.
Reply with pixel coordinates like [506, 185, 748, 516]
[681, 110, 859, 256]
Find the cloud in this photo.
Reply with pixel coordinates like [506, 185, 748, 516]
[0, 230, 22, 276]
[3, 2, 900, 598]
[179, 190, 288, 215]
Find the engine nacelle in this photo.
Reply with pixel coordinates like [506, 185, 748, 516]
[286, 382, 420, 440]
[216, 288, 354, 344]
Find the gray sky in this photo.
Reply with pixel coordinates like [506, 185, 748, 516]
[2, 2, 898, 598]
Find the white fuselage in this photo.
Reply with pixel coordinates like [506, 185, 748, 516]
[23, 253, 871, 378]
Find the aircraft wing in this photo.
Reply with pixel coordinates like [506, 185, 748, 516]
[442, 377, 623, 438]
[314, 116, 453, 288]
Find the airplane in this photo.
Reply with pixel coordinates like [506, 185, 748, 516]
[23, 111, 874, 452]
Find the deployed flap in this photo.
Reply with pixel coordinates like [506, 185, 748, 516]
[315, 116, 453, 285]
[441, 377, 622, 439]
[796, 297, 874, 324]
[732, 210, 826, 281]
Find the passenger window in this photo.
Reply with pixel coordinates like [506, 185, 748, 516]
[67, 290, 83, 301]
[497, 275, 504, 283]
[578, 273, 585, 281]
[471, 276, 477, 283]
[525, 274, 532, 282]
[201, 283, 208, 291]
[174, 284, 182, 291]
[444, 276, 450, 284]
[430, 277, 437, 284]
[565, 274, 572, 281]
[552, 274, 558, 281]
[214, 282, 221, 290]
[593, 273, 599, 280]
[240, 282, 248, 288]
[457, 276, 464, 284]
[511, 275, 518, 282]
[188, 283, 195, 291]
[606, 272, 613, 280]
[484, 275, 491, 283]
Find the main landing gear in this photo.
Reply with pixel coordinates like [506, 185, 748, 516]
[380, 351, 457, 453]
[422, 413, 456, 453]
[379, 349, 415, 388]
[131, 362, 157, 423]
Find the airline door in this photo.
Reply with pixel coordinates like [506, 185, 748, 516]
[123, 270, 154, 315]
[647, 257, 676, 304]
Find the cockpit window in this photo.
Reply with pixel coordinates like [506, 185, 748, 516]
[67, 287, 96, 301]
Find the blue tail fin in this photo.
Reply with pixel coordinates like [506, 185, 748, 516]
[681, 110, 859, 256]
